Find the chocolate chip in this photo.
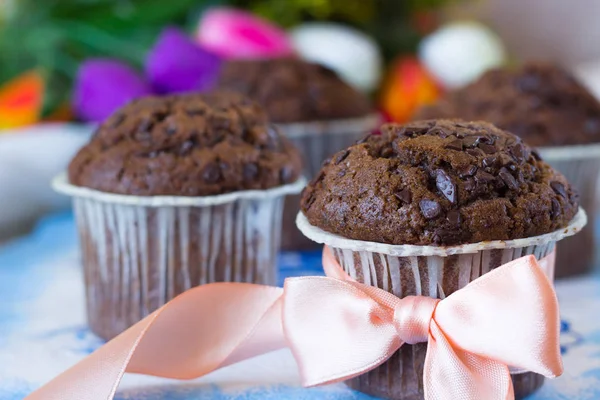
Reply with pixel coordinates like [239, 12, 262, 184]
[531, 149, 542, 160]
[463, 178, 476, 191]
[428, 127, 449, 138]
[304, 194, 316, 210]
[482, 156, 498, 168]
[322, 158, 332, 167]
[446, 210, 461, 225]
[243, 163, 259, 180]
[479, 135, 496, 145]
[395, 189, 412, 204]
[445, 139, 463, 151]
[435, 170, 457, 203]
[397, 127, 409, 137]
[203, 163, 221, 183]
[499, 167, 519, 190]
[310, 171, 325, 186]
[380, 146, 394, 158]
[420, 199, 442, 219]
[356, 135, 370, 144]
[478, 143, 497, 154]
[433, 229, 460, 244]
[137, 117, 153, 132]
[337, 170, 346, 178]
[475, 170, 495, 184]
[462, 136, 480, 147]
[280, 165, 294, 183]
[334, 150, 350, 164]
[551, 198, 561, 218]
[510, 143, 525, 162]
[550, 181, 567, 198]
[459, 165, 478, 178]
[407, 125, 430, 136]
[466, 148, 483, 157]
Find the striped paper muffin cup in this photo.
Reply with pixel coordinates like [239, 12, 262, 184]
[277, 113, 381, 251]
[296, 209, 586, 400]
[53, 173, 305, 340]
[538, 143, 600, 277]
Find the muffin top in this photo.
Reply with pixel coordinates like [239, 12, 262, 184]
[217, 57, 373, 123]
[416, 63, 600, 147]
[301, 120, 579, 246]
[68, 91, 303, 196]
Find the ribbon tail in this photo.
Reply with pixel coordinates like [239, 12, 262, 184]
[25, 283, 285, 400]
[424, 322, 513, 400]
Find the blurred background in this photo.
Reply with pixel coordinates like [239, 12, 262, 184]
[2, 0, 600, 241]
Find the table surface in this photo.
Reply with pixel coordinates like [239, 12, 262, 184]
[0, 212, 599, 400]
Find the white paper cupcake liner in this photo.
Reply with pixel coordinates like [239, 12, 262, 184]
[277, 113, 381, 250]
[54, 174, 305, 340]
[538, 143, 600, 276]
[296, 208, 586, 258]
[296, 209, 586, 400]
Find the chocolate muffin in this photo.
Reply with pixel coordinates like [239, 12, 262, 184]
[298, 119, 582, 400]
[416, 63, 600, 147]
[416, 63, 600, 277]
[63, 91, 304, 340]
[218, 57, 372, 123]
[69, 92, 302, 195]
[218, 57, 378, 250]
[302, 119, 579, 245]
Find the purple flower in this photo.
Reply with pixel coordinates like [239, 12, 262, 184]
[73, 59, 152, 123]
[146, 27, 222, 94]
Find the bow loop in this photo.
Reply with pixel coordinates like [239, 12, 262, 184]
[393, 296, 439, 345]
[433, 255, 563, 378]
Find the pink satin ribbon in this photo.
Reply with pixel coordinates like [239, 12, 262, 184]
[26, 247, 562, 400]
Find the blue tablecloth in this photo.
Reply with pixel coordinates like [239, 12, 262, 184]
[0, 212, 599, 399]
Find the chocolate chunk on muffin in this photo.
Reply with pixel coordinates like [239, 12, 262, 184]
[217, 57, 373, 123]
[69, 91, 303, 196]
[416, 63, 600, 147]
[301, 119, 579, 245]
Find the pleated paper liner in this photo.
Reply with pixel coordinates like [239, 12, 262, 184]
[296, 209, 586, 400]
[53, 174, 305, 340]
[538, 143, 600, 277]
[277, 113, 381, 251]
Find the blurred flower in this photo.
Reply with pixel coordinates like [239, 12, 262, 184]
[146, 27, 222, 94]
[379, 56, 440, 123]
[73, 59, 152, 123]
[0, 70, 44, 129]
[196, 7, 295, 59]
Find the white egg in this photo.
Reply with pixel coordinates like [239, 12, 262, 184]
[290, 22, 383, 92]
[419, 21, 507, 89]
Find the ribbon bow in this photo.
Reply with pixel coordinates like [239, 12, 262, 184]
[26, 247, 562, 400]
